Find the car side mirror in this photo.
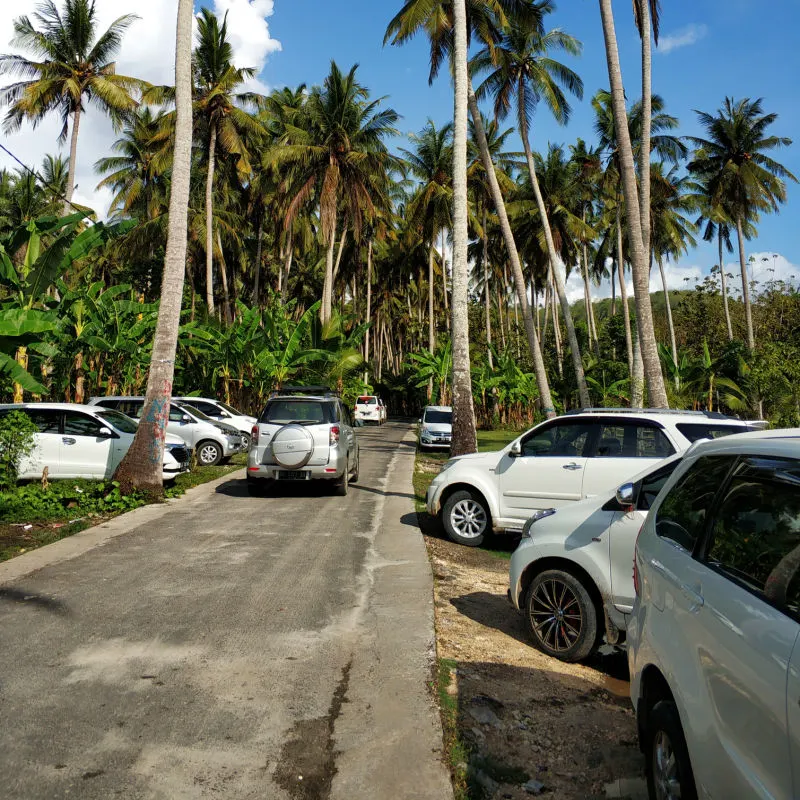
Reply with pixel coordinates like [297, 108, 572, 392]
[509, 441, 522, 458]
[98, 427, 114, 438]
[616, 482, 636, 509]
[181, 414, 192, 424]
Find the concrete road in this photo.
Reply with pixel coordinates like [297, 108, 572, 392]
[0, 422, 452, 800]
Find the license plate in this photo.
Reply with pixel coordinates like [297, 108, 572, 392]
[277, 470, 310, 480]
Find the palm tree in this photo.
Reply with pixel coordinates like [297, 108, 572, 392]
[385, 0, 557, 420]
[269, 62, 399, 326]
[114, 0, 194, 496]
[597, 0, 668, 407]
[400, 121, 453, 355]
[193, 7, 263, 315]
[0, 0, 144, 207]
[474, 5, 590, 407]
[688, 97, 797, 351]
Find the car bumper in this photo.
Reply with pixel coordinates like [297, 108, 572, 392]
[426, 481, 444, 515]
[247, 449, 346, 481]
[420, 436, 451, 448]
[223, 438, 246, 456]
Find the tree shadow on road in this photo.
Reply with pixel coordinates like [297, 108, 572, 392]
[0, 586, 70, 615]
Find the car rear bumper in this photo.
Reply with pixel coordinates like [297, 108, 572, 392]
[247, 449, 347, 481]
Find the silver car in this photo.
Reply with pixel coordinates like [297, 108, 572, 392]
[247, 390, 359, 496]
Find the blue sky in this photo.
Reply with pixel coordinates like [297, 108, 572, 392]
[254, 0, 800, 293]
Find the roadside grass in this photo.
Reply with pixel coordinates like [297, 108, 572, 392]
[435, 657, 471, 800]
[413, 428, 522, 560]
[0, 454, 246, 563]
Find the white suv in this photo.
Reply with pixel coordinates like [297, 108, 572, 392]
[427, 409, 762, 547]
[628, 429, 800, 800]
[354, 395, 385, 425]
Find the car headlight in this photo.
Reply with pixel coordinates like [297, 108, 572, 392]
[521, 508, 556, 538]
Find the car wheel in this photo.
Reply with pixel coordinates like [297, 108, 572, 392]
[645, 701, 697, 800]
[336, 463, 349, 496]
[197, 440, 223, 466]
[350, 449, 359, 484]
[240, 434, 250, 449]
[524, 569, 599, 662]
[442, 490, 490, 547]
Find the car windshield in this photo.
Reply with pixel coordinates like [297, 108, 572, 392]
[357, 397, 377, 405]
[178, 404, 210, 421]
[96, 409, 138, 434]
[217, 401, 244, 416]
[261, 400, 329, 425]
[424, 410, 452, 425]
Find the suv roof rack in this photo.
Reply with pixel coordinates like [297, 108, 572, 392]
[564, 407, 739, 420]
[270, 385, 339, 398]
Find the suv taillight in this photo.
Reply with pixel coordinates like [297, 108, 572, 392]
[330, 425, 340, 445]
[251, 424, 259, 446]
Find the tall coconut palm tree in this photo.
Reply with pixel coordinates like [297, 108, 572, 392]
[114, 0, 194, 495]
[270, 62, 399, 326]
[473, 4, 590, 407]
[597, 0, 668, 407]
[0, 0, 144, 207]
[385, 0, 557, 419]
[688, 97, 797, 352]
[400, 120, 453, 354]
[193, 7, 263, 315]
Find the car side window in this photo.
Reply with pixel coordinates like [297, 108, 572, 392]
[63, 412, 105, 437]
[169, 407, 189, 422]
[24, 409, 61, 434]
[654, 456, 733, 551]
[520, 422, 593, 457]
[593, 422, 674, 458]
[117, 400, 143, 417]
[637, 460, 680, 510]
[703, 458, 800, 617]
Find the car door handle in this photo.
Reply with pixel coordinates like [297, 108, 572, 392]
[563, 462, 582, 470]
[62, 437, 76, 445]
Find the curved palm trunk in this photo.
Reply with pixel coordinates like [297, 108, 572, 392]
[205, 125, 217, 314]
[658, 255, 678, 370]
[616, 206, 634, 375]
[322, 216, 337, 324]
[736, 215, 755, 351]
[520, 108, 590, 407]
[599, 0, 668, 408]
[281, 232, 293, 305]
[638, 0, 652, 261]
[482, 210, 493, 370]
[114, 0, 193, 495]
[467, 78, 555, 418]
[719, 229, 733, 341]
[450, 0, 478, 456]
[64, 107, 81, 209]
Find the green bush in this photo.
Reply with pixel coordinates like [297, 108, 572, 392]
[0, 411, 38, 490]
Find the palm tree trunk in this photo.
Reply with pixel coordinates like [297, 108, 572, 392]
[332, 226, 348, 281]
[520, 107, 589, 407]
[616, 205, 634, 376]
[364, 238, 373, 380]
[428, 239, 436, 352]
[467, 77, 555, 417]
[114, 0, 193, 496]
[736, 215, 755, 351]
[543, 276, 551, 342]
[253, 217, 263, 306]
[482, 211, 493, 369]
[322, 216, 337, 324]
[719, 229, 733, 341]
[281, 233, 293, 305]
[205, 125, 217, 314]
[440, 228, 450, 330]
[632, 335, 645, 407]
[64, 107, 81, 208]
[217, 228, 231, 324]
[658, 255, 678, 370]
[599, 0, 668, 408]
[581, 209, 600, 356]
[638, 0, 652, 260]
[550, 270, 563, 379]
[451, 0, 478, 456]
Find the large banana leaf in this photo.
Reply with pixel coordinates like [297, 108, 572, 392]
[0, 352, 47, 394]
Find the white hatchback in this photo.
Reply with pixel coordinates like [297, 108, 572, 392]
[628, 429, 800, 800]
[0, 403, 191, 482]
[427, 409, 761, 547]
[508, 454, 682, 662]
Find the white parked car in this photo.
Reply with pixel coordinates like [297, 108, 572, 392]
[628, 428, 800, 800]
[354, 395, 385, 425]
[172, 397, 256, 446]
[0, 403, 191, 482]
[427, 409, 762, 546]
[88, 396, 246, 466]
[508, 454, 682, 662]
[419, 405, 452, 450]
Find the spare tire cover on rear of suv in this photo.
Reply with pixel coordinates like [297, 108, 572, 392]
[271, 424, 315, 468]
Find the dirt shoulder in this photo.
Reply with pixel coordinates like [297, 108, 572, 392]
[415, 449, 646, 800]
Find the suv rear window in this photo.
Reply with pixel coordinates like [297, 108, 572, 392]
[260, 400, 333, 425]
[676, 423, 749, 443]
[357, 397, 377, 405]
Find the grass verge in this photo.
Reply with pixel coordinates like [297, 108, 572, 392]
[435, 657, 471, 800]
[0, 454, 246, 563]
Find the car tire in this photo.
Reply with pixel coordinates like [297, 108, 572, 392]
[240, 434, 250, 449]
[197, 440, 223, 466]
[350, 449, 359, 484]
[524, 569, 599, 662]
[645, 701, 697, 800]
[442, 489, 490, 547]
[336, 463, 349, 496]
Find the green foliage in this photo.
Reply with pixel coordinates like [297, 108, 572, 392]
[0, 410, 37, 489]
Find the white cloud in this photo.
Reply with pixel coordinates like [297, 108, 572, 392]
[0, 1, 281, 217]
[657, 23, 709, 55]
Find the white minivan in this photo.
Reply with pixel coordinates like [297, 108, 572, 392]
[0, 403, 191, 481]
[628, 429, 800, 800]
